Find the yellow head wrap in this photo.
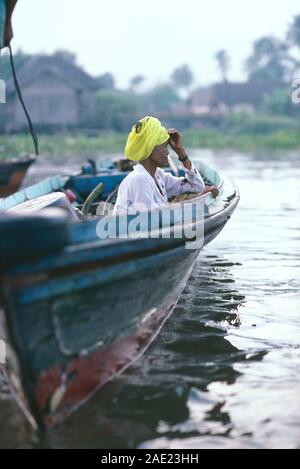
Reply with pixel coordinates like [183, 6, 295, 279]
[125, 116, 169, 162]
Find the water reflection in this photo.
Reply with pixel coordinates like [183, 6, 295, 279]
[36, 253, 263, 449]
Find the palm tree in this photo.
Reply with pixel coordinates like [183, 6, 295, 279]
[245, 36, 292, 83]
[129, 75, 145, 92]
[287, 14, 300, 49]
[215, 50, 231, 83]
[171, 65, 194, 92]
[287, 14, 300, 70]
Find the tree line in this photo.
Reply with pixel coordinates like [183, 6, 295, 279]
[1, 14, 300, 131]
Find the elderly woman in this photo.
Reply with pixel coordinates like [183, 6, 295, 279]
[114, 116, 216, 214]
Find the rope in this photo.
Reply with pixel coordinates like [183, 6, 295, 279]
[8, 45, 39, 155]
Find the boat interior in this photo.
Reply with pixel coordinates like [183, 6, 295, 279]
[0, 158, 228, 223]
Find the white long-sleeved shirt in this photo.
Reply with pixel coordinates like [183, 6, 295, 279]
[113, 163, 204, 214]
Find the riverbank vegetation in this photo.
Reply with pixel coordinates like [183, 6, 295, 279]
[1, 14, 300, 159]
[1, 112, 300, 161]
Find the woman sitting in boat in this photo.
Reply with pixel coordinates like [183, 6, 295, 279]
[113, 116, 216, 215]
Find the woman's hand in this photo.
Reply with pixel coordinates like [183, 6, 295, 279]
[168, 128, 192, 169]
[168, 128, 185, 156]
[201, 185, 219, 198]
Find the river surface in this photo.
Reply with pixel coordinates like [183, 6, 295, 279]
[0, 150, 299, 449]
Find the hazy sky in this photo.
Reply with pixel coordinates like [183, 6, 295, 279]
[11, 0, 300, 89]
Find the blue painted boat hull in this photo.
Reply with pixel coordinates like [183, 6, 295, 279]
[0, 160, 239, 429]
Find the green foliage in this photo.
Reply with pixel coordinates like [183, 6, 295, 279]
[143, 84, 180, 112]
[97, 73, 115, 90]
[171, 65, 194, 90]
[0, 132, 127, 160]
[287, 14, 300, 49]
[94, 90, 140, 131]
[129, 75, 145, 91]
[246, 36, 292, 83]
[183, 127, 300, 151]
[2, 122, 300, 162]
[260, 88, 293, 115]
[222, 112, 300, 134]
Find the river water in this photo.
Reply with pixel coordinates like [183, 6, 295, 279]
[0, 150, 299, 449]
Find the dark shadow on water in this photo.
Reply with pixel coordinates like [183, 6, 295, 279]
[0, 253, 268, 449]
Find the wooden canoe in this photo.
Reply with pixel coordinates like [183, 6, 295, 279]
[0, 157, 35, 197]
[0, 159, 239, 430]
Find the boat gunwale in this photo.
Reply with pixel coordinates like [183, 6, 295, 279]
[2, 187, 239, 279]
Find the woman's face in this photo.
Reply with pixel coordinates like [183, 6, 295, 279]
[150, 142, 169, 167]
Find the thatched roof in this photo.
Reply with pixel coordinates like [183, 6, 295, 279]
[212, 82, 284, 106]
[7, 54, 100, 96]
[190, 81, 285, 107]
